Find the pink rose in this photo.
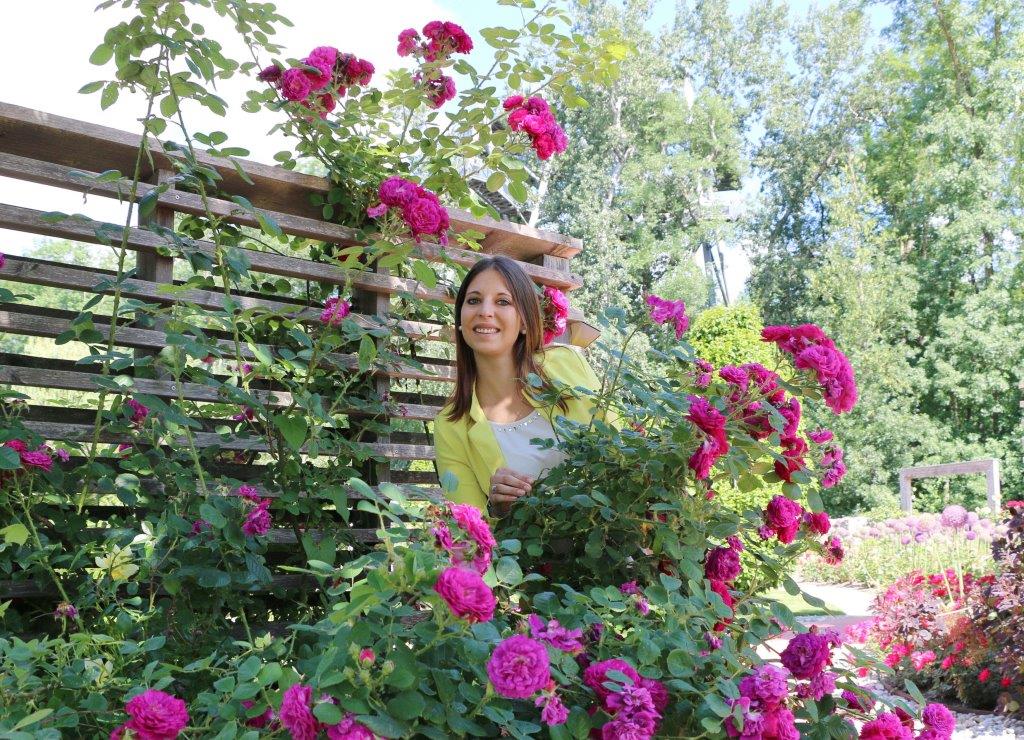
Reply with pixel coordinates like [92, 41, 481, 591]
[242, 499, 272, 537]
[123, 689, 189, 740]
[764, 495, 804, 544]
[279, 684, 318, 740]
[780, 632, 831, 680]
[304, 45, 338, 90]
[486, 635, 551, 699]
[859, 712, 914, 740]
[320, 296, 351, 326]
[325, 713, 375, 740]
[805, 511, 831, 535]
[434, 566, 496, 622]
[280, 68, 313, 102]
[704, 546, 741, 582]
[397, 28, 421, 56]
[583, 658, 640, 707]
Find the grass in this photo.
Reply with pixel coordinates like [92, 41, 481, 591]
[762, 586, 845, 617]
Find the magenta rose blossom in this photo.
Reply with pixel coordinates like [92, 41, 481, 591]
[762, 324, 858, 414]
[646, 294, 689, 339]
[583, 658, 641, 707]
[325, 713, 375, 740]
[397, 28, 420, 56]
[764, 495, 804, 544]
[304, 45, 338, 89]
[528, 614, 585, 653]
[921, 703, 956, 737]
[704, 546, 741, 582]
[535, 692, 570, 726]
[122, 689, 189, 740]
[504, 95, 568, 160]
[805, 511, 831, 535]
[859, 711, 914, 740]
[320, 296, 351, 326]
[639, 677, 670, 714]
[369, 176, 450, 245]
[780, 632, 831, 680]
[541, 286, 570, 345]
[434, 566, 496, 622]
[738, 664, 790, 708]
[423, 73, 457, 108]
[687, 396, 729, 480]
[242, 499, 272, 537]
[279, 684, 318, 740]
[486, 635, 551, 699]
[280, 67, 313, 102]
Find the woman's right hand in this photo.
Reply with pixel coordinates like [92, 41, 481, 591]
[488, 467, 534, 508]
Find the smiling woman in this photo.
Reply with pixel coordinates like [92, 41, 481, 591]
[434, 256, 605, 512]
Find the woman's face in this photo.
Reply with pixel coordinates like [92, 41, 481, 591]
[460, 268, 524, 359]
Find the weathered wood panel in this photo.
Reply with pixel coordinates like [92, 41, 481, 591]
[0, 102, 582, 259]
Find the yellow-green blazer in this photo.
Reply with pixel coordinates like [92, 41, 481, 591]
[433, 345, 606, 512]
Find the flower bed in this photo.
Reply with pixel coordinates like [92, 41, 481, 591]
[797, 509, 999, 587]
[850, 504, 1024, 720]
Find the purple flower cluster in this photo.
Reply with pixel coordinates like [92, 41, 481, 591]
[397, 21, 472, 110]
[727, 664, 798, 739]
[260, 45, 374, 119]
[528, 614, 584, 654]
[486, 634, 550, 699]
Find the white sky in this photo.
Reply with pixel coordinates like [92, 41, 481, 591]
[0, 0, 750, 302]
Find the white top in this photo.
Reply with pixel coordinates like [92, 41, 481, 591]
[488, 410, 568, 480]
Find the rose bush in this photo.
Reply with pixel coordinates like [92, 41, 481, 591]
[0, 0, 961, 737]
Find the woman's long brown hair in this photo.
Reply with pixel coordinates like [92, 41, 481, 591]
[445, 256, 566, 422]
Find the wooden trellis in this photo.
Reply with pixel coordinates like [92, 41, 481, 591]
[0, 101, 591, 600]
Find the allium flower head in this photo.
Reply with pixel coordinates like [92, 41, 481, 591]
[486, 634, 551, 699]
[940, 504, 968, 529]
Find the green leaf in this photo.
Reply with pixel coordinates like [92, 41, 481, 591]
[387, 690, 426, 721]
[89, 44, 113, 65]
[411, 260, 438, 289]
[13, 708, 54, 730]
[199, 503, 227, 529]
[485, 171, 506, 191]
[100, 83, 119, 110]
[705, 693, 732, 717]
[357, 335, 377, 372]
[313, 703, 342, 725]
[508, 180, 528, 203]
[495, 556, 523, 586]
[666, 649, 690, 676]
[273, 414, 308, 451]
[0, 447, 20, 470]
[904, 678, 926, 706]
[160, 95, 178, 118]
[0, 523, 29, 546]
[79, 80, 105, 94]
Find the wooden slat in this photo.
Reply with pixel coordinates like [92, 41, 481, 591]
[0, 303, 456, 382]
[0, 150, 584, 290]
[22, 420, 435, 459]
[0, 253, 448, 341]
[0, 101, 582, 260]
[0, 203, 453, 303]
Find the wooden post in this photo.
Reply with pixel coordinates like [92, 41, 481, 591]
[987, 458, 1001, 514]
[351, 264, 392, 488]
[135, 169, 175, 368]
[899, 471, 913, 512]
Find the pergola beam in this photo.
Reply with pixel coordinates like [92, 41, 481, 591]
[898, 458, 1001, 513]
